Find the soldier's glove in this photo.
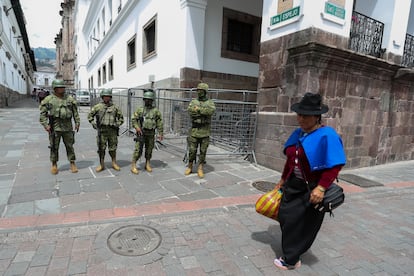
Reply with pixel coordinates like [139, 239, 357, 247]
[92, 122, 97, 129]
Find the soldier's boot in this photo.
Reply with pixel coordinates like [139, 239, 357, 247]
[110, 151, 120, 171]
[184, 162, 193, 176]
[145, 159, 152, 172]
[197, 163, 204, 178]
[70, 161, 78, 173]
[131, 160, 139, 174]
[51, 162, 58, 175]
[96, 158, 105, 172]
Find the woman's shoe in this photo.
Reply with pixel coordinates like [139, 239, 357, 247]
[273, 257, 301, 270]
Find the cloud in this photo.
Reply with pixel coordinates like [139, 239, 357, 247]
[20, 0, 62, 48]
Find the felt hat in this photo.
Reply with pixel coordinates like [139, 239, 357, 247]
[291, 92, 329, 115]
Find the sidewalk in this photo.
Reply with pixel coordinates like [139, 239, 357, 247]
[0, 97, 413, 275]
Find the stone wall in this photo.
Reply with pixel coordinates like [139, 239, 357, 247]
[257, 27, 414, 170]
[0, 85, 27, 108]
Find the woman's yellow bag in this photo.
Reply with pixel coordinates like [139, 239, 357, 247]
[255, 187, 283, 221]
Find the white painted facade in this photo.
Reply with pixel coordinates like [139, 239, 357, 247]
[0, 0, 35, 94]
[73, 0, 263, 89]
[73, 0, 91, 89]
[262, 0, 354, 42]
[72, 0, 413, 90]
[262, 0, 413, 57]
[33, 69, 56, 88]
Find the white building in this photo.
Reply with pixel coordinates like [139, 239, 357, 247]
[33, 67, 56, 90]
[0, 0, 36, 105]
[73, 0, 262, 90]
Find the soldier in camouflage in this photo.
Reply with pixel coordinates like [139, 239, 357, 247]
[88, 88, 124, 172]
[39, 79, 80, 174]
[131, 89, 163, 174]
[185, 82, 216, 178]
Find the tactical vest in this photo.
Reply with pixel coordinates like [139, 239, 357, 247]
[97, 103, 119, 127]
[136, 107, 159, 130]
[48, 96, 75, 119]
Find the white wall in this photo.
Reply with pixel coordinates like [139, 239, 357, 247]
[261, 0, 412, 56]
[84, 0, 185, 88]
[76, 0, 263, 89]
[262, 0, 354, 43]
[0, 0, 32, 94]
[74, 0, 92, 89]
[34, 71, 55, 87]
[203, 0, 262, 77]
[408, 5, 414, 34]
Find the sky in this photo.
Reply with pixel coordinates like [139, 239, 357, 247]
[20, 0, 62, 49]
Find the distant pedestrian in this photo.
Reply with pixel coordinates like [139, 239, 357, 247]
[39, 79, 80, 174]
[130, 89, 163, 174]
[184, 82, 216, 178]
[273, 92, 346, 270]
[31, 88, 37, 101]
[88, 88, 124, 172]
[38, 89, 47, 103]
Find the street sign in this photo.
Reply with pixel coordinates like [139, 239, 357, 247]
[325, 2, 345, 19]
[270, 6, 300, 26]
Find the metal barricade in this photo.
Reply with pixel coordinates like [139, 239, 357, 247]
[96, 87, 258, 163]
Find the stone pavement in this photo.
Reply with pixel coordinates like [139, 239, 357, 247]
[0, 97, 413, 275]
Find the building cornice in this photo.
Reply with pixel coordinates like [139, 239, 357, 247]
[12, 0, 36, 72]
[82, 0, 101, 35]
[180, 0, 207, 9]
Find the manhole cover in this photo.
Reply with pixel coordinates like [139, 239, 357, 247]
[339, 174, 383, 187]
[107, 225, 162, 256]
[252, 181, 276, 192]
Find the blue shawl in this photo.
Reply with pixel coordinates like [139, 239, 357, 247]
[284, 126, 346, 171]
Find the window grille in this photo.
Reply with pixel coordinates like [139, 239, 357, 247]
[349, 11, 384, 58]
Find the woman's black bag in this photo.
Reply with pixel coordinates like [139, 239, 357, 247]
[313, 183, 345, 215]
[296, 141, 345, 216]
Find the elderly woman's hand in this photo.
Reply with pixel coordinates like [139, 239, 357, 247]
[310, 185, 325, 204]
[275, 179, 285, 189]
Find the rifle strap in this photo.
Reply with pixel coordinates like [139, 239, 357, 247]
[97, 107, 108, 126]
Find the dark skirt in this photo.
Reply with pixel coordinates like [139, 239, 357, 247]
[278, 175, 325, 265]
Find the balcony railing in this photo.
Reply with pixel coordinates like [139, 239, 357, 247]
[349, 11, 384, 58]
[402, 33, 414, 67]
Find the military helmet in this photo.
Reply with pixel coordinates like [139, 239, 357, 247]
[100, 88, 112, 98]
[197, 83, 208, 91]
[143, 89, 155, 100]
[52, 79, 65, 89]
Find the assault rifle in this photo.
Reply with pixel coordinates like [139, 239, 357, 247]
[47, 103, 56, 154]
[133, 115, 145, 157]
[183, 143, 188, 163]
[95, 114, 104, 159]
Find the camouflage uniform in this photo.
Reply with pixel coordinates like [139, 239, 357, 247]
[39, 84, 80, 174]
[88, 89, 124, 172]
[131, 90, 163, 174]
[185, 83, 216, 178]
